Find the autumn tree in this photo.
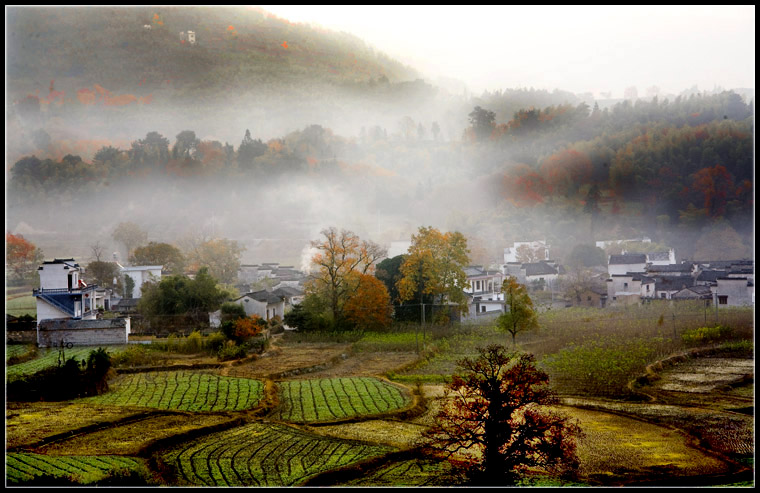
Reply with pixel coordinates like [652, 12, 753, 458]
[6, 233, 44, 283]
[514, 244, 544, 264]
[230, 315, 267, 342]
[343, 273, 392, 330]
[691, 164, 734, 217]
[112, 221, 148, 259]
[184, 238, 245, 285]
[397, 227, 470, 321]
[496, 277, 539, 347]
[425, 345, 582, 485]
[560, 264, 597, 306]
[307, 227, 386, 328]
[130, 242, 186, 275]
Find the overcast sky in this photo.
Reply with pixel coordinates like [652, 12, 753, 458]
[259, 5, 755, 98]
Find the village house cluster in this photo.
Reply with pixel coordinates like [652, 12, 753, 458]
[25, 236, 754, 347]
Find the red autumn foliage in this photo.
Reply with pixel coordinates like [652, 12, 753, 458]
[233, 315, 267, 340]
[692, 164, 734, 217]
[424, 345, 582, 485]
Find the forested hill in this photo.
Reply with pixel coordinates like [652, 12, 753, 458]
[6, 6, 419, 102]
[7, 90, 754, 263]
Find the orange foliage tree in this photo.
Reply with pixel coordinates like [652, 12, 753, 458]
[343, 273, 392, 330]
[308, 227, 386, 327]
[539, 149, 593, 197]
[234, 315, 267, 340]
[691, 164, 734, 217]
[6, 233, 44, 283]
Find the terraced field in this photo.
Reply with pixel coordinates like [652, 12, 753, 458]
[7, 346, 127, 378]
[6, 453, 145, 485]
[5, 344, 33, 362]
[271, 377, 411, 423]
[160, 422, 393, 486]
[82, 371, 264, 412]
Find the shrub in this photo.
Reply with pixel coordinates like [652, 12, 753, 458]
[221, 302, 247, 323]
[7, 348, 114, 401]
[205, 331, 227, 353]
[111, 344, 165, 367]
[682, 325, 733, 346]
[179, 330, 204, 353]
[218, 340, 247, 361]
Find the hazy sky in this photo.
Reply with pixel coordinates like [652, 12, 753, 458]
[259, 5, 755, 98]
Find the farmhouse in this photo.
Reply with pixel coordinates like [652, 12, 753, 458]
[607, 253, 647, 276]
[463, 266, 505, 318]
[34, 259, 98, 328]
[120, 264, 162, 298]
[713, 277, 754, 306]
[226, 290, 286, 321]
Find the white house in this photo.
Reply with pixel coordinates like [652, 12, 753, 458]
[504, 240, 549, 263]
[272, 286, 305, 310]
[33, 258, 131, 346]
[34, 259, 98, 328]
[608, 253, 648, 276]
[523, 262, 560, 290]
[463, 266, 505, 318]
[120, 264, 162, 298]
[713, 277, 754, 307]
[232, 290, 286, 321]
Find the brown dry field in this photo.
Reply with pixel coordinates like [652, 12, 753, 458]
[5, 339, 754, 486]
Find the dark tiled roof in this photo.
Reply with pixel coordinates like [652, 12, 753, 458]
[647, 263, 692, 273]
[273, 286, 304, 298]
[114, 298, 139, 309]
[697, 270, 722, 283]
[38, 318, 128, 330]
[655, 276, 694, 291]
[523, 262, 558, 277]
[609, 254, 647, 265]
[244, 290, 285, 304]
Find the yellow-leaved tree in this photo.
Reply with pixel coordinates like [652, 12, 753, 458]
[307, 227, 387, 329]
[396, 226, 470, 321]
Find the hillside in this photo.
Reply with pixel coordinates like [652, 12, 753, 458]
[6, 6, 419, 102]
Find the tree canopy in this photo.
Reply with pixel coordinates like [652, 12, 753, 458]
[307, 227, 387, 329]
[496, 277, 539, 347]
[130, 242, 186, 275]
[397, 226, 470, 319]
[425, 345, 582, 485]
[6, 233, 44, 284]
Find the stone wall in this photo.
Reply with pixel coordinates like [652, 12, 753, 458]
[36, 318, 130, 347]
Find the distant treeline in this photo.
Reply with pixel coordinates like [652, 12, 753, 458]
[8, 91, 754, 234]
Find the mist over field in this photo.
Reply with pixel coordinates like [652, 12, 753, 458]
[5, 5, 755, 268]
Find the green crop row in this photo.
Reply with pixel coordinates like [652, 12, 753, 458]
[540, 336, 666, 396]
[82, 371, 264, 412]
[340, 457, 457, 486]
[7, 346, 127, 379]
[272, 377, 410, 423]
[161, 422, 392, 486]
[6, 453, 144, 485]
